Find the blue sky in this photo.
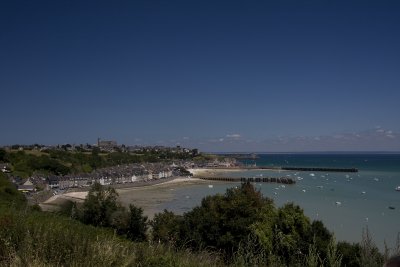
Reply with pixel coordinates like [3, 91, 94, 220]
[1, 0, 399, 152]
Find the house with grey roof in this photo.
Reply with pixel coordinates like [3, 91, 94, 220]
[47, 176, 59, 189]
[18, 179, 35, 192]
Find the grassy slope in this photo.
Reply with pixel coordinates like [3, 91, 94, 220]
[0, 209, 225, 267]
[0, 172, 222, 267]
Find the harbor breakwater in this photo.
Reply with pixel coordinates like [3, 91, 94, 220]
[198, 176, 296, 184]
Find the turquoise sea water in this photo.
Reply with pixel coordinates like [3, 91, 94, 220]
[160, 154, 400, 251]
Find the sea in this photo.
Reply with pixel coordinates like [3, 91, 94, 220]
[159, 153, 400, 251]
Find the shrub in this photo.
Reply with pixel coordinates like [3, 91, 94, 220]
[151, 209, 183, 245]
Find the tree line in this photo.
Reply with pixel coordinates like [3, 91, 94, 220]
[67, 182, 390, 266]
[0, 148, 198, 178]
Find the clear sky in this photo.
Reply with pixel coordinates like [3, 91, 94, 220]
[1, 0, 399, 152]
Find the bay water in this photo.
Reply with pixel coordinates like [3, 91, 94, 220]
[160, 153, 400, 251]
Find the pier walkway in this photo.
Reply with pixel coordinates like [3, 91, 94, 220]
[198, 176, 296, 184]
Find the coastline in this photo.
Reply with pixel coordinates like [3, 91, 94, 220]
[40, 176, 207, 218]
[32, 155, 400, 253]
[39, 167, 271, 216]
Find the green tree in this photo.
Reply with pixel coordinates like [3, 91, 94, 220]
[0, 149, 7, 162]
[180, 182, 271, 255]
[337, 241, 361, 267]
[125, 204, 148, 242]
[81, 163, 93, 173]
[151, 210, 182, 244]
[81, 182, 121, 227]
[310, 220, 333, 261]
[89, 147, 103, 169]
[250, 201, 277, 255]
[273, 203, 312, 264]
[11, 144, 20, 150]
[0, 172, 26, 208]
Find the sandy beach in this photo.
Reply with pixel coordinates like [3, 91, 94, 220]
[39, 168, 273, 216]
[40, 177, 207, 218]
[188, 167, 243, 177]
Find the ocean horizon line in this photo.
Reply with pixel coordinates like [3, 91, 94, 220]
[210, 151, 400, 155]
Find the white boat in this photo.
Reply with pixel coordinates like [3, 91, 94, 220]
[396, 186, 400, 191]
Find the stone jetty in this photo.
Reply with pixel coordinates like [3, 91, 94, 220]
[198, 176, 296, 184]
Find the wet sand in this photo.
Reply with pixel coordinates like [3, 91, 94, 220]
[117, 177, 208, 217]
[40, 177, 207, 218]
[189, 168, 243, 177]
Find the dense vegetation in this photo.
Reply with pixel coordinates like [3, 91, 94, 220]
[148, 183, 385, 266]
[0, 147, 199, 178]
[0, 172, 220, 266]
[1, 171, 396, 266]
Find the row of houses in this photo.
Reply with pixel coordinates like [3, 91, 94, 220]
[18, 163, 178, 191]
[11, 158, 236, 193]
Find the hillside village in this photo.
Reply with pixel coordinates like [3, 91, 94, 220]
[0, 141, 237, 197]
[13, 162, 182, 193]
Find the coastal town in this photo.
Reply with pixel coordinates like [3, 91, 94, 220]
[1, 140, 361, 199]
[0, 140, 238, 200]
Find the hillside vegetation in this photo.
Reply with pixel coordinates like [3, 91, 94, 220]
[0, 147, 198, 178]
[0, 172, 221, 266]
